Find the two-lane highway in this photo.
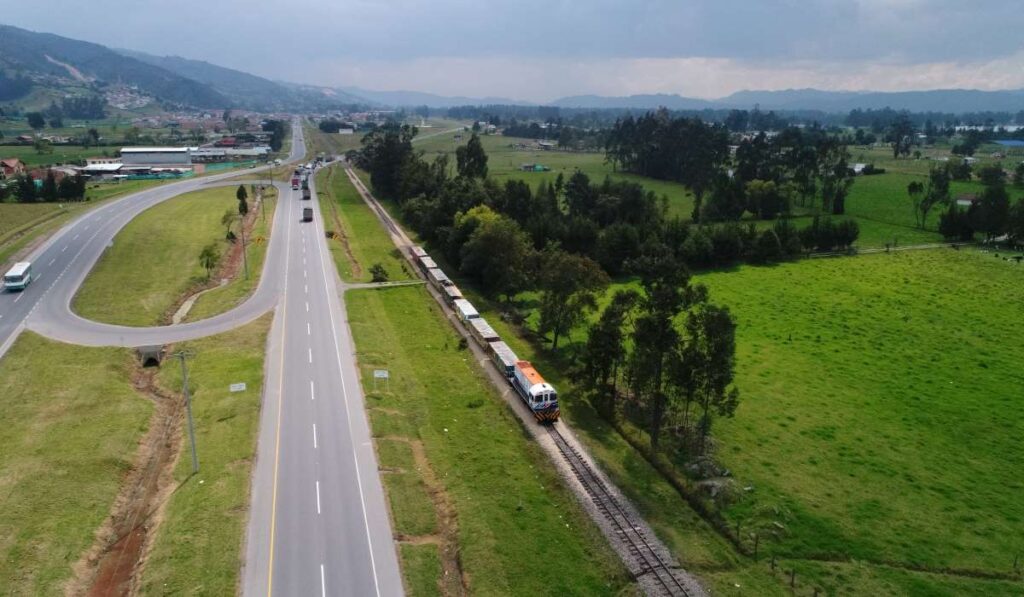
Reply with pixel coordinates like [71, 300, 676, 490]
[243, 171, 401, 596]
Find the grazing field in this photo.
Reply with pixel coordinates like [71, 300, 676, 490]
[0, 202, 62, 240]
[346, 286, 634, 596]
[73, 185, 267, 326]
[315, 165, 413, 283]
[0, 144, 108, 168]
[140, 315, 272, 594]
[453, 249, 1024, 595]
[416, 130, 698, 219]
[303, 123, 365, 157]
[700, 250, 1024, 577]
[0, 333, 150, 595]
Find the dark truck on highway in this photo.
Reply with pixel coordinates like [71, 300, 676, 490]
[302, 188, 311, 200]
[302, 207, 313, 222]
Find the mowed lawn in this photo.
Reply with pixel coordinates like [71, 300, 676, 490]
[316, 165, 412, 283]
[0, 333, 150, 595]
[187, 187, 276, 321]
[74, 186, 246, 326]
[698, 250, 1024, 577]
[347, 286, 633, 596]
[140, 316, 272, 594]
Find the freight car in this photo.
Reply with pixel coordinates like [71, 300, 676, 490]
[441, 284, 462, 306]
[488, 341, 518, 380]
[468, 317, 499, 346]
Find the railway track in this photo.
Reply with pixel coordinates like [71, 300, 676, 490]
[342, 160, 703, 596]
[546, 424, 693, 597]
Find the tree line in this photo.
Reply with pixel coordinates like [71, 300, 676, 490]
[354, 123, 741, 455]
[932, 163, 1024, 243]
[1, 171, 88, 203]
[605, 110, 858, 220]
[261, 119, 287, 152]
[579, 261, 738, 453]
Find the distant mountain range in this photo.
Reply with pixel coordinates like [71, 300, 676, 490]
[337, 87, 531, 109]
[550, 88, 1024, 114]
[3, 23, 1024, 115]
[118, 50, 367, 111]
[0, 24, 226, 108]
[0, 24, 368, 112]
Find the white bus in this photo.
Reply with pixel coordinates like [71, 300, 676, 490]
[3, 261, 32, 291]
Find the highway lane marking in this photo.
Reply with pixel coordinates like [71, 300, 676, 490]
[48, 259, 55, 266]
[313, 424, 318, 449]
[305, 301, 309, 312]
[307, 322, 311, 335]
[310, 380, 315, 400]
[303, 270, 307, 279]
[320, 564, 326, 597]
[73, 234, 79, 240]
[312, 198, 383, 597]
[266, 148, 297, 597]
[316, 481, 322, 514]
[13, 292, 24, 304]
[308, 348, 313, 363]
[304, 284, 308, 294]
[61, 246, 67, 253]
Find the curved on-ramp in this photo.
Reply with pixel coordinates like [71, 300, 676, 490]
[1, 121, 306, 350]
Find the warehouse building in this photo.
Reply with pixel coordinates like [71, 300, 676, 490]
[120, 147, 192, 167]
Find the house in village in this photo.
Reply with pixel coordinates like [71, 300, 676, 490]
[0, 158, 25, 179]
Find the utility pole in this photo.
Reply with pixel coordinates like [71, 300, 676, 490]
[171, 350, 199, 474]
[239, 215, 250, 280]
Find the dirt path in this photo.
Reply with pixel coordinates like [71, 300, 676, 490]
[375, 431, 468, 596]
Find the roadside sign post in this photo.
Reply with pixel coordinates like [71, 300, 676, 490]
[373, 369, 390, 392]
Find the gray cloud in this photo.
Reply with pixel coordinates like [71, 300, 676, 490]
[4, 0, 1024, 100]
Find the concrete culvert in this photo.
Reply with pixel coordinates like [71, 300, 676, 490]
[137, 345, 165, 368]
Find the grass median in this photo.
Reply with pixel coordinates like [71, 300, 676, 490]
[140, 314, 272, 594]
[316, 165, 412, 284]
[347, 285, 634, 596]
[73, 184, 271, 326]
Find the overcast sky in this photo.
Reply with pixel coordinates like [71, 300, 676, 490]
[5, 0, 1024, 101]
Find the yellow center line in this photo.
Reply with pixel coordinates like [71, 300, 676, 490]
[266, 183, 292, 597]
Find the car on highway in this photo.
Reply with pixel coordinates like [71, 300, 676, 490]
[3, 261, 33, 291]
[302, 207, 313, 222]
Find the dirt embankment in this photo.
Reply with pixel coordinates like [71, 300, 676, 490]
[66, 364, 185, 597]
[378, 431, 468, 596]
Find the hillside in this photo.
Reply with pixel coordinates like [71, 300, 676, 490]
[0, 24, 226, 108]
[120, 50, 367, 111]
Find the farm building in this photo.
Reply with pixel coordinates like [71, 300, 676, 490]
[1, 158, 25, 178]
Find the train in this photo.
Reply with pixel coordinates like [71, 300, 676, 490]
[413, 245, 559, 423]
